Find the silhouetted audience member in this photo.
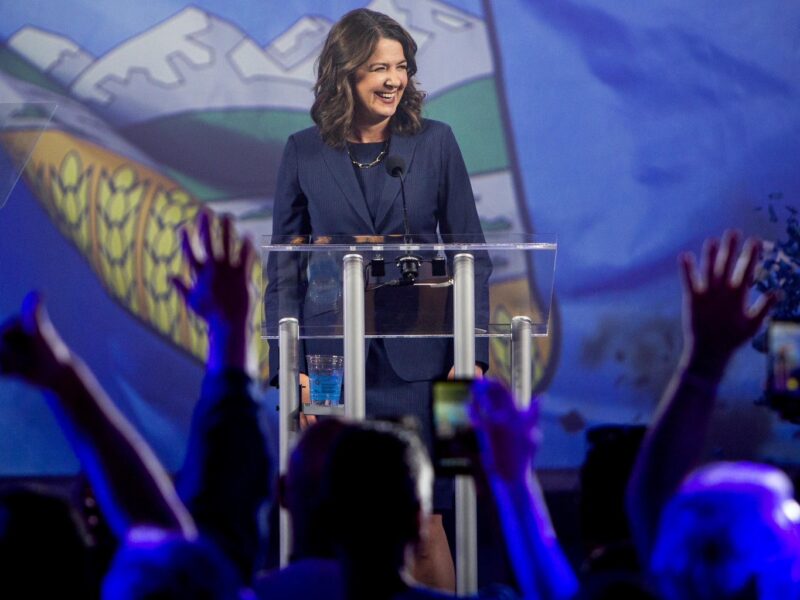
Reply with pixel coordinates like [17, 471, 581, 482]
[253, 419, 347, 598]
[0, 291, 200, 597]
[0, 292, 194, 539]
[0, 210, 265, 598]
[281, 417, 348, 562]
[651, 461, 800, 600]
[322, 421, 438, 600]
[256, 379, 578, 600]
[259, 416, 492, 600]
[626, 231, 800, 600]
[102, 211, 264, 599]
[173, 211, 271, 584]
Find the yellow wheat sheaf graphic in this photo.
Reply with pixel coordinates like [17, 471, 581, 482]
[2, 129, 267, 378]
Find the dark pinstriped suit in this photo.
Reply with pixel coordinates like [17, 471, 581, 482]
[266, 119, 489, 459]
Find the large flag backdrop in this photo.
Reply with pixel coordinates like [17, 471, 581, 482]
[0, 0, 797, 474]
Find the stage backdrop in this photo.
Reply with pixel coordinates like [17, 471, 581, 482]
[0, 0, 797, 475]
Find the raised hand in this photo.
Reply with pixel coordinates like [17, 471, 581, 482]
[173, 211, 256, 332]
[172, 212, 256, 373]
[0, 291, 72, 389]
[679, 231, 776, 377]
[469, 378, 540, 483]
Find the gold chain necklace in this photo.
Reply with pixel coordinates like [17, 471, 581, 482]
[347, 139, 389, 169]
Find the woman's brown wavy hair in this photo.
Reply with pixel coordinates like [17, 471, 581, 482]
[311, 9, 425, 148]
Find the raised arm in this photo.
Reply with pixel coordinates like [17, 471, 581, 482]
[0, 292, 195, 539]
[470, 378, 578, 600]
[626, 231, 775, 565]
[173, 212, 271, 582]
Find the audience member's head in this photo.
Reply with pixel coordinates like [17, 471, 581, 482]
[0, 487, 96, 597]
[651, 461, 800, 600]
[281, 418, 349, 560]
[321, 420, 433, 595]
[102, 527, 240, 600]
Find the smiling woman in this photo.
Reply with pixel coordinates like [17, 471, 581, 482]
[265, 7, 490, 594]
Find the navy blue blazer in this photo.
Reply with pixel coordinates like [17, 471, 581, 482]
[266, 119, 490, 385]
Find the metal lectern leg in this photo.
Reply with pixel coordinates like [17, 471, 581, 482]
[453, 253, 477, 595]
[511, 316, 533, 409]
[278, 317, 299, 568]
[453, 253, 476, 385]
[343, 254, 365, 420]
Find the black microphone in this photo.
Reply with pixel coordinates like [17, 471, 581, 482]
[385, 155, 405, 178]
[385, 155, 419, 283]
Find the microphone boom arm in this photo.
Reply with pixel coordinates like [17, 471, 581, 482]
[385, 155, 420, 284]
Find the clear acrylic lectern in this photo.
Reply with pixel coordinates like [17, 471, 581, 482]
[262, 233, 556, 594]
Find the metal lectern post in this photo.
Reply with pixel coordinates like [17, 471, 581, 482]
[453, 253, 478, 595]
[278, 316, 299, 567]
[343, 254, 365, 420]
[511, 315, 533, 409]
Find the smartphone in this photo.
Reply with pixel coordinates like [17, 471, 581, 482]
[431, 379, 477, 475]
[767, 320, 800, 419]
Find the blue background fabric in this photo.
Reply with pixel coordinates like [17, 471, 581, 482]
[0, 0, 797, 474]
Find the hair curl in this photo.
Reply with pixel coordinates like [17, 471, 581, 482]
[311, 9, 425, 148]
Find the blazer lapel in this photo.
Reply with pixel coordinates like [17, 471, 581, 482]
[321, 143, 374, 233]
[374, 133, 418, 232]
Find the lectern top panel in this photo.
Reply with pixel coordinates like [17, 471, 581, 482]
[261, 233, 557, 340]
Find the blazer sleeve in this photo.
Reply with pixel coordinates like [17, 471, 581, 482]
[266, 135, 310, 386]
[438, 125, 492, 368]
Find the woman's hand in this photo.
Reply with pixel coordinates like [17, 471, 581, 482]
[446, 365, 484, 380]
[298, 373, 317, 429]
